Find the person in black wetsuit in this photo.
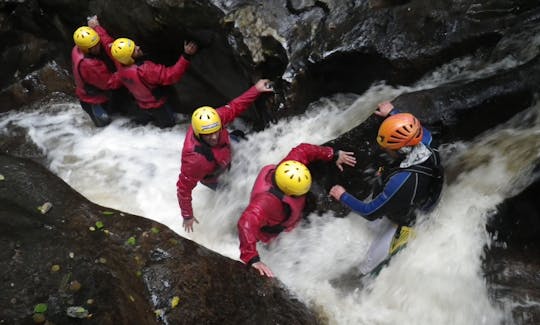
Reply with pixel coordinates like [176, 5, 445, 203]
[330, 100, 444, 275]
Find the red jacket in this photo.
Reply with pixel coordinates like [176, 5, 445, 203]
[117, 54, 191, 109]
[176, 85, 263, 218]
[71, 26, 121, 104]
[94, 26, 115, 56]
[237, 143, 334, 265]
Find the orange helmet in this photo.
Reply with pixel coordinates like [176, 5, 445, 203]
[377, 113, 423, 150]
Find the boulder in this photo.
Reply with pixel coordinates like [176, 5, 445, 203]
[0, 154, 321, 324]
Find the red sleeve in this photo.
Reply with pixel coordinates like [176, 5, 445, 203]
[281, 143, 334, 165]
[107, 72, 123, 89]
[237, 193, 277, 264]
[79, 59, 122, 90]
[94, 26, 115, 60]
[217, 86, 261, 126]
[176, 152, 214, 218]
[138, 56, 191, 87]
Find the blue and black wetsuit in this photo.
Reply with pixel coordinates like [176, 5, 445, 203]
[339, 127, 444, 226]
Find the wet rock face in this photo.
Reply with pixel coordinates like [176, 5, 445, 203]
[278, 0, 540, 112]
[484, 245, 540, 324]
[485, 177, 540, 323]
[2, 0, 540, 125]
[0, 62, 74, 113]
[487, 179, 540, 247]
[0, 154, 321, 324]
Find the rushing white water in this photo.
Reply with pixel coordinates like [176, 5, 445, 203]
[1, 55, 539, 324]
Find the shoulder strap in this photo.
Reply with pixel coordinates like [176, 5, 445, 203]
[384, 147, 443, 181]
[194, 143, 215, 162]
[384, 146, 444, 215]
[268, 186, 284, 200]
[260, 186, 292, 234]
[267, 187, 291, 219]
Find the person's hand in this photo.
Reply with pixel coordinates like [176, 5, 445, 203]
[329, 185, 346, 200]
[252, 261, 274, 277]
[335, 150, 356, 171]
[87, 15, 100, 28]
[184, 41, 198, 55]
[183, 217, 199, 233]
[375, 100, 394, 117]
[254, 79, 274, 93]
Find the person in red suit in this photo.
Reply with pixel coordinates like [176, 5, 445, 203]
[71, 18, 123, 127]
[110, 35, 198, 128]
[238, 143, 357, 277]
[177, 79, 275, 233]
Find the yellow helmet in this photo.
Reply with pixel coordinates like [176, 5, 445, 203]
[111, 38, 136, 65]
[73, 26, 100, 52]
[191, 106, 222, 136]
[275, 160, 312, 196]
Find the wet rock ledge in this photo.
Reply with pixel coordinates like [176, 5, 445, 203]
[0, 154, 321, 324]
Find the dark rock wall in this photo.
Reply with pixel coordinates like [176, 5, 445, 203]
[3, 0, 540, 124]
[0, 154, 322, 324]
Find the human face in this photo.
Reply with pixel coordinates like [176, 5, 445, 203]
[133, 46, 143, 58]
[200, 131, 220, 146]
[87, 44, 101, 55]
[384, 148, 399, 158]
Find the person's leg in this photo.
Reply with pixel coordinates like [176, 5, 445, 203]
[131, 108, 153, 125]
[389, 226, 415, 255]
[107, 89, 152, 125]
[200, 179, 218, 191]
[229, 129, 247, 142]
[80, 101, 111, 127]
[108, 88, 132, 116]
[359, 217, 399, 275]
[148, 103, 175, 128]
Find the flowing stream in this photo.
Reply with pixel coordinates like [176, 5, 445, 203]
[1, 52, 539, 324]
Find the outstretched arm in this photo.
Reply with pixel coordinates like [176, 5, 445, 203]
[176, 173, 198, 222]
[218, 79, 274, 126]
[88, 16, 116, 58]
[138, 41, 198, 86]
[282, 143, 333, 165]
[176, 154, 211, 232]
[329, 171, 412, 221]
[237, 196, 276, 277]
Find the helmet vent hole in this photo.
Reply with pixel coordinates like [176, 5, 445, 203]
[396, 129, 408, 137]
